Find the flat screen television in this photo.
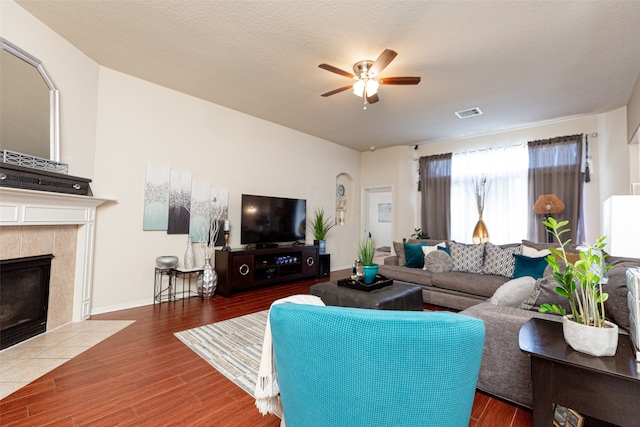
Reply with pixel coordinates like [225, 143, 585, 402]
[240, 194, 306, 245]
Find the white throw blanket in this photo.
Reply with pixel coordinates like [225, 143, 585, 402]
[254, 294, 325, 425]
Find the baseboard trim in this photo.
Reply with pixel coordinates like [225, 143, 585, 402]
[91, 298, 153, 316]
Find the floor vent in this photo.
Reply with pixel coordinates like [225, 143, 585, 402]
[455, 107, 483, 119]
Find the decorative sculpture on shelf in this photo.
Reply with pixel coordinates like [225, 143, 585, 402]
[469, 174, 490, 244]
[196, 206, 223, 299]
[222, 219, 231, 251]
[336, 197, 347, 225]
[184, 236, 195, 269]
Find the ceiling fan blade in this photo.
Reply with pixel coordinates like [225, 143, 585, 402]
[321, 85, 353, 97]
[369, 49, 397, 75]
[319, 63, 354, 78]
[379, 76, 421, 85]
[366, 93, 379, 104]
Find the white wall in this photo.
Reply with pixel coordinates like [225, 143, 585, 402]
[1, 1, 360, 315]
[363, 111, 632, 244]
[361, 146, 417, 241]
[90, 68, 360, 313]
[597, 107, 630, 201]
[0, 1, 100, 179]
[627, 70, 640, 143]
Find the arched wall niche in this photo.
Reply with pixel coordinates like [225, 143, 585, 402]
[335, 172, 353, 225]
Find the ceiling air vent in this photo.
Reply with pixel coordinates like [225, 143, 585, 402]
[455, 107, 483, 119]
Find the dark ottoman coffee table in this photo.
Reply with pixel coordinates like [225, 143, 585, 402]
[310, 281, 423, 311]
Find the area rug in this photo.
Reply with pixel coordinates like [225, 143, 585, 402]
[174, 310, 267, 397]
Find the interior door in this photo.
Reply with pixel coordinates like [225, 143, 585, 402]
[364, 187, 392, 249]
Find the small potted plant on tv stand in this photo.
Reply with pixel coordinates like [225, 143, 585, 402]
[308, 207, 335, 255]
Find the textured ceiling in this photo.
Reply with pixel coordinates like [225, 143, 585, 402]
[15, 0, 640, 152]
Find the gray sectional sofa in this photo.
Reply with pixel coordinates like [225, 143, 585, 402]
[380, 261, 509, 310]
[379, 238, 517, 310]
[379, 238, 640, 408]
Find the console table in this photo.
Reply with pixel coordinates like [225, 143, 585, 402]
[154, 266, 203, 305]
[215, 245, 318, 297]
[519, 318, 640, 427]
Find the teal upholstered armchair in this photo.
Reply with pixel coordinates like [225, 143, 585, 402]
[270, 304, 485, 427]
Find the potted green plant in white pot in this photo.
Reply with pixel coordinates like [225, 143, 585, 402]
[355, 237, 378, 284]
[538, 217, 617, 356]
[308, 207, 335, 255]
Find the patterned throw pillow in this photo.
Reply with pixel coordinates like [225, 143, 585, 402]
[421, 242, 446, 270]
[393, 241, 406, 266]
[424, 250, 453, 273]
[449, 242, 485, 274]
[520, 276, 571, 312]
[482, 243, 523, 277]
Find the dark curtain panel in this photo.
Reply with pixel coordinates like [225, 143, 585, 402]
[419, 153, 452, 240]
[527, 134, 584, 243]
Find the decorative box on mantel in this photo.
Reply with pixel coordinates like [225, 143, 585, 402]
[0, 162, 92, 196]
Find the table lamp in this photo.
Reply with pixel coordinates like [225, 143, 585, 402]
[533, 194, 565, 243]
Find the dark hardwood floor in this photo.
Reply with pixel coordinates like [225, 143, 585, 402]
[0, 270, 532, 426]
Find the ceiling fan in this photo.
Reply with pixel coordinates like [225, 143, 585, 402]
[319, 49, 420, 109]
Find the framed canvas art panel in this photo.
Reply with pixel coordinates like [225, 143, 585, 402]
[189, 182, 211, 243]
[143, 163, 170, 231]
[168, 170, 192, 234]
[378, 203, 392, 222]
[210, 188, 229, 246]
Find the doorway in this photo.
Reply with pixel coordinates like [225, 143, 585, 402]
[364, 187, 392, 252]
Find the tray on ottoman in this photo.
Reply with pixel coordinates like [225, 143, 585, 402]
[310, 281, 423, 311]
[337, 275, 392, 292]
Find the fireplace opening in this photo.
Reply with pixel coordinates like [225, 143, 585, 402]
[0, 254, 53, 350]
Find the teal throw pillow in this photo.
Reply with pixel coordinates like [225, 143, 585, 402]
[512, 254, 548, 279]
[437, 246, 451, 255]
[404, 242, 427, 268]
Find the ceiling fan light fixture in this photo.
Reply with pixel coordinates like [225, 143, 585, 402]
[352, 79, 379, 97]
[366, 79, 379, 96]
[353, 80, 365, 97]
[319, 49, 420, 107]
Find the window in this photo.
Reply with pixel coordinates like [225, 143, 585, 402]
[450, 145, 529, 244]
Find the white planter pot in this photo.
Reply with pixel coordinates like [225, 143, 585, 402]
[562, 315, 618, 357]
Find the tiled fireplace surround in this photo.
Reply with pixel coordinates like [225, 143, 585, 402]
[1, 225, 78, 330]
[0, 188, 108, 336]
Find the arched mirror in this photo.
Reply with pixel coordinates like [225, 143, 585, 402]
[0, 38, 60, 163]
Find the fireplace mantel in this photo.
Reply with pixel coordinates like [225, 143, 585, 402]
[0, 187, 114, 321]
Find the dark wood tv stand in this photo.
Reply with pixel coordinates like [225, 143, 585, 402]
[214, 245, 319, 297]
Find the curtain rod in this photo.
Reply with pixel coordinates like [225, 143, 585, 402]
[455, 142, 526, 156]
[417, 132, 599, 159]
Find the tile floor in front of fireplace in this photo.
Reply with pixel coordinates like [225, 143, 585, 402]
[0, 320, 134, 400]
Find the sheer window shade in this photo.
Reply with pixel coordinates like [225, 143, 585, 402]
[419, 136, 584, 245]
[450, 145, 529, 244]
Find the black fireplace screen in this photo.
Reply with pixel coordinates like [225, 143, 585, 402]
[0, 254, 53, 350]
